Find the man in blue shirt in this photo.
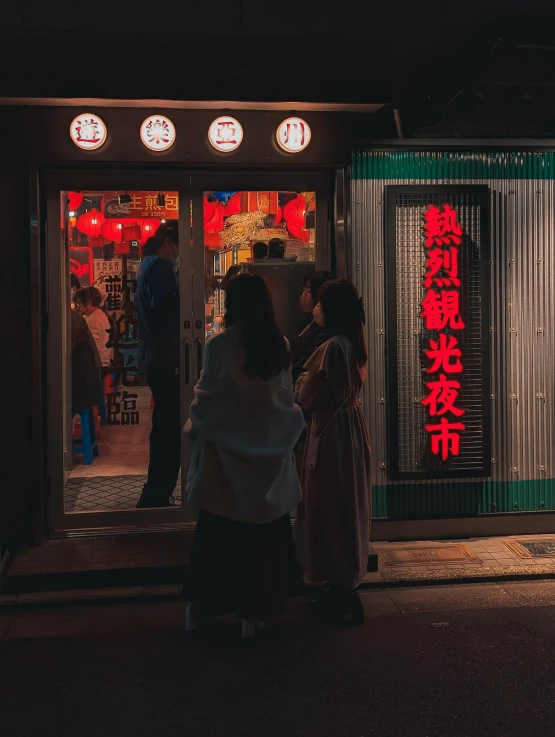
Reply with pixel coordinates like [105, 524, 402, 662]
[135, 220, 181, 508]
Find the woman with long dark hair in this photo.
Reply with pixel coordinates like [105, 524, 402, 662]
[183, 274, 305, 638]
[295, 279, 371, 625]
[291, 270, 335, 470]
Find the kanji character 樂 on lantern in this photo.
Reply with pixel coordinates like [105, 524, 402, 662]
[76, 209, 105, 237]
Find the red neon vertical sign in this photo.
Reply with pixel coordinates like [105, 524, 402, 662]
[420, 204, 466, 461]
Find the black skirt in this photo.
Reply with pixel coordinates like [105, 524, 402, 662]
[184, 510, 303, 620]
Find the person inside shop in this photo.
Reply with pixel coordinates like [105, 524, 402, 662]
[294, 279, 371, 626]
[183, 274, 305, 638]
[135, 220, 181, 509]
[71, 321, 102, 423]
[73, 286, 114, 373]
[252, 241, 269, 260]
[70, 276, 102, 422]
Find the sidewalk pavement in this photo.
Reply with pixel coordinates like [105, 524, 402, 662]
[2, 533, 555, 609]
[369, 534, 555, 585]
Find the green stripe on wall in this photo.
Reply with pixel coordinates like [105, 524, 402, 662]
[352, 151, 555, 180]
[372, 479, 555, 519]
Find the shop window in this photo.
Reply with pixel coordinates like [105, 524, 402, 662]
[62, 190, 181, 512]
[204, 190, 316, 341]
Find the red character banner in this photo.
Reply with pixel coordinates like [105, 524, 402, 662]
[385, 186, 491, 480]
[420, 204, 466, 461]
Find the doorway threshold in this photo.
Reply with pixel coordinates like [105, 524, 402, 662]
[2, 530, 193, 595]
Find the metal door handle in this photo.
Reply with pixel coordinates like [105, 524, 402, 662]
[183, 338, 190, 385]
[196, 338, 203, 380]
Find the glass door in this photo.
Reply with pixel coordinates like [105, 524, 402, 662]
[46, 171, 196, 532]
[190, 173, 333, 363]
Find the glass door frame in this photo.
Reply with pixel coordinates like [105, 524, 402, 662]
[44, 168, 335, 535]
[189, 171, 334, 382]
[45, 169, 195, 533]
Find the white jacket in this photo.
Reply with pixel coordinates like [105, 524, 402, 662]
[184, 325, 305, 523]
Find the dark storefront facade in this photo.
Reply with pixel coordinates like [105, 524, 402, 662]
[0, 103, 355, 559]
[4, 97, 555, 563]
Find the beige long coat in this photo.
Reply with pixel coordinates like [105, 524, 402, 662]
[295, 335, 371, 589]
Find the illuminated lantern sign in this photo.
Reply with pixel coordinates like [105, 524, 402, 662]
[276, 117, 311, 153]
[385, 186, 491, 480]
[70, 114, 107, 150]
[208, 117, 243, 152]
[140, 116, 176, 151]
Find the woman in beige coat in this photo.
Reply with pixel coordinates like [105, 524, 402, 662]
[295, 280, 371, 625]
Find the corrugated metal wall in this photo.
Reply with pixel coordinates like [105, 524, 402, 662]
[352, 151, 555, 519]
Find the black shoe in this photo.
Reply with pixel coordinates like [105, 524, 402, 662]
[323, 586, 365, 626]
[136, 492, 171, 509]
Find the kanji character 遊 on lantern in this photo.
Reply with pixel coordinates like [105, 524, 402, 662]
[421, 289, 465, 331]
[424, 417, 466, 461]
[423, 204, 463, 247]
[425, 333, 463, 374]
[421, 374, 465, 417]
[75, 118, 101, 143]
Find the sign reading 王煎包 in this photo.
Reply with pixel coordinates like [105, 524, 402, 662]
[385, 186, 491, 480]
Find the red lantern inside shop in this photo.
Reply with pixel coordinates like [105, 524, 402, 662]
[283, 195, 306, 238]
[226, 192, 243, 216]
[204, 197, 216, 226]
[122, 222, 142, 242]
[76, 209, 105, 237]
[102, 219, 125, 242]
[205, 202, 225, 232]
[67, 191, 83, 212]
[140, 217, 162, 241]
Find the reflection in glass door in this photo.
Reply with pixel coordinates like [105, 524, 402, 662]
[48, 184, 194, 528]
[202, 190, 319, 344]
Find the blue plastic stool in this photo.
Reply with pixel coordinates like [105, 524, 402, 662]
[73, 408, 99, 465]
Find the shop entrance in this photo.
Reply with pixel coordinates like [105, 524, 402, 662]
[46, 170, 332, 535]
